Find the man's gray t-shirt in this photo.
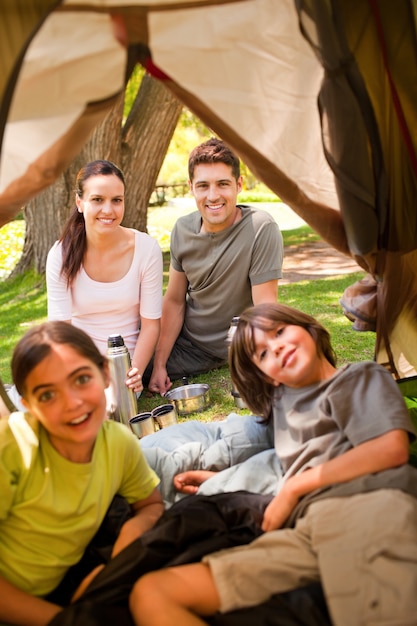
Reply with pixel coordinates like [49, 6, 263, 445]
[170, 205, 283, 359]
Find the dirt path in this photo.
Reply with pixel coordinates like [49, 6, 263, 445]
[281, 240, 363, 284]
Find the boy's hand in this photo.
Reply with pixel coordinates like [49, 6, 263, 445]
[174, 470, 217, 494]
[261, 482, 299, 532]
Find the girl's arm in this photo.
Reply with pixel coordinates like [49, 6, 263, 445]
[262, 429, 410, 531]
[72, 487, 165, 602]
[111, 487, 164, 557]
[0, 574, 62, 626]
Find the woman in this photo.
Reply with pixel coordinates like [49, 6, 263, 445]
[46, 160, 162, 396]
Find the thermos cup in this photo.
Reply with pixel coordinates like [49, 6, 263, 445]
[226, 316, 247, 409]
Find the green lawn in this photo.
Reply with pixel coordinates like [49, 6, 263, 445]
[0, 211, 375, 421]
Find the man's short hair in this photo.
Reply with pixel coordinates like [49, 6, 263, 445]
[188, 137, 241, 181]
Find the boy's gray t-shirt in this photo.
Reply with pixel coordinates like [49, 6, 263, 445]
[170, 205, 283, 359]
[274, 360, 416, 479]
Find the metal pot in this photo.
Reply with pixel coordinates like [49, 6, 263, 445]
[164, 383, 211, 415]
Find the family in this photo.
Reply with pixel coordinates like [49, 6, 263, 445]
[1, 138, 417, 626]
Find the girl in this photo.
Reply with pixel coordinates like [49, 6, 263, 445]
[0, 321, 164, 626]
[46, 160, 162, 397]
[129, 303, 417, 626]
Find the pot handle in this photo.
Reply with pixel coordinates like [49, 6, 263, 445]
[181, 376, 189, 386]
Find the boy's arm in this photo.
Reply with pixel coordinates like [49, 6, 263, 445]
[262, 429, 410, 531]
[0, 574, 62, 626]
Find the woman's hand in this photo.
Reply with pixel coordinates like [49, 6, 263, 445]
[173, 470, 217, 494]
[125, 366, 143, 394]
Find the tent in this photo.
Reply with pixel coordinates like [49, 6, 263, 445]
[1, 0, 417, 373]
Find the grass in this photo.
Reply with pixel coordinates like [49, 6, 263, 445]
[0, 210, 375, 422]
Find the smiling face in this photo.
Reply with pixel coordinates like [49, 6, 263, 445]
[189, 162, 242, 233]
[252, 323, 336, 388]
[76, 174, 125, 234]
[21, 343, 110, 463]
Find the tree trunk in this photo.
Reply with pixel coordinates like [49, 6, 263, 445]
[13, 72, 182, 274]
[121, 73, 182, 232]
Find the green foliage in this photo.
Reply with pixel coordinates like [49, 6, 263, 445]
[123, 65, 144, 121]
[0, 270, 47, 382]
[238, 189, 280, 203]
[0, 220, 25, 280]
[157, 109, 211, 184]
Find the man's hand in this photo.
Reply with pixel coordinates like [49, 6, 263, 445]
[174, 470, 217, 494]
[148, 366, 172, 396]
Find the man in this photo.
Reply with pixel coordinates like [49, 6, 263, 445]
[145, 137, 283, 395]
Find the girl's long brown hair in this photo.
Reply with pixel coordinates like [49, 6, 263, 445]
[59, 160, 125, 286]
[229, 303, 337, 421]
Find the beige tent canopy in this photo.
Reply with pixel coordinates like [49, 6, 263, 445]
[1, 0, 417, 373]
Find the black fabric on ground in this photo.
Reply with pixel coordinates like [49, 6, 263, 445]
[48, 491, 331, 626]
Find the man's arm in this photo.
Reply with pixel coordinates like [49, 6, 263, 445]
[262, 429, 410, 531]
[252, 279, 279, 304]
[148, 266, 188, 395]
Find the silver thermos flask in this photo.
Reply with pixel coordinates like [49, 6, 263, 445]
[107, 334, 138, 426]
[226, 316, 247, 409]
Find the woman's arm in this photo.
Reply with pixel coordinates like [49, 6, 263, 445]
[45, 243, 72, 321]
[128, 317, 160, 393]
[262, 429, 410, 531]
[0, 574, 62, 626]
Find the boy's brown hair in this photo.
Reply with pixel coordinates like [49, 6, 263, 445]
[229, 303, 337, 420]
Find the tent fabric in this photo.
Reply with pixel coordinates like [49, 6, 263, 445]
[0, 4, 126, 224]
[0, 0, 341, 232]
[0, 0, 416, 367]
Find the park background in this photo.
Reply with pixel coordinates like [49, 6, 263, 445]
[0, 71, 375, 420]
